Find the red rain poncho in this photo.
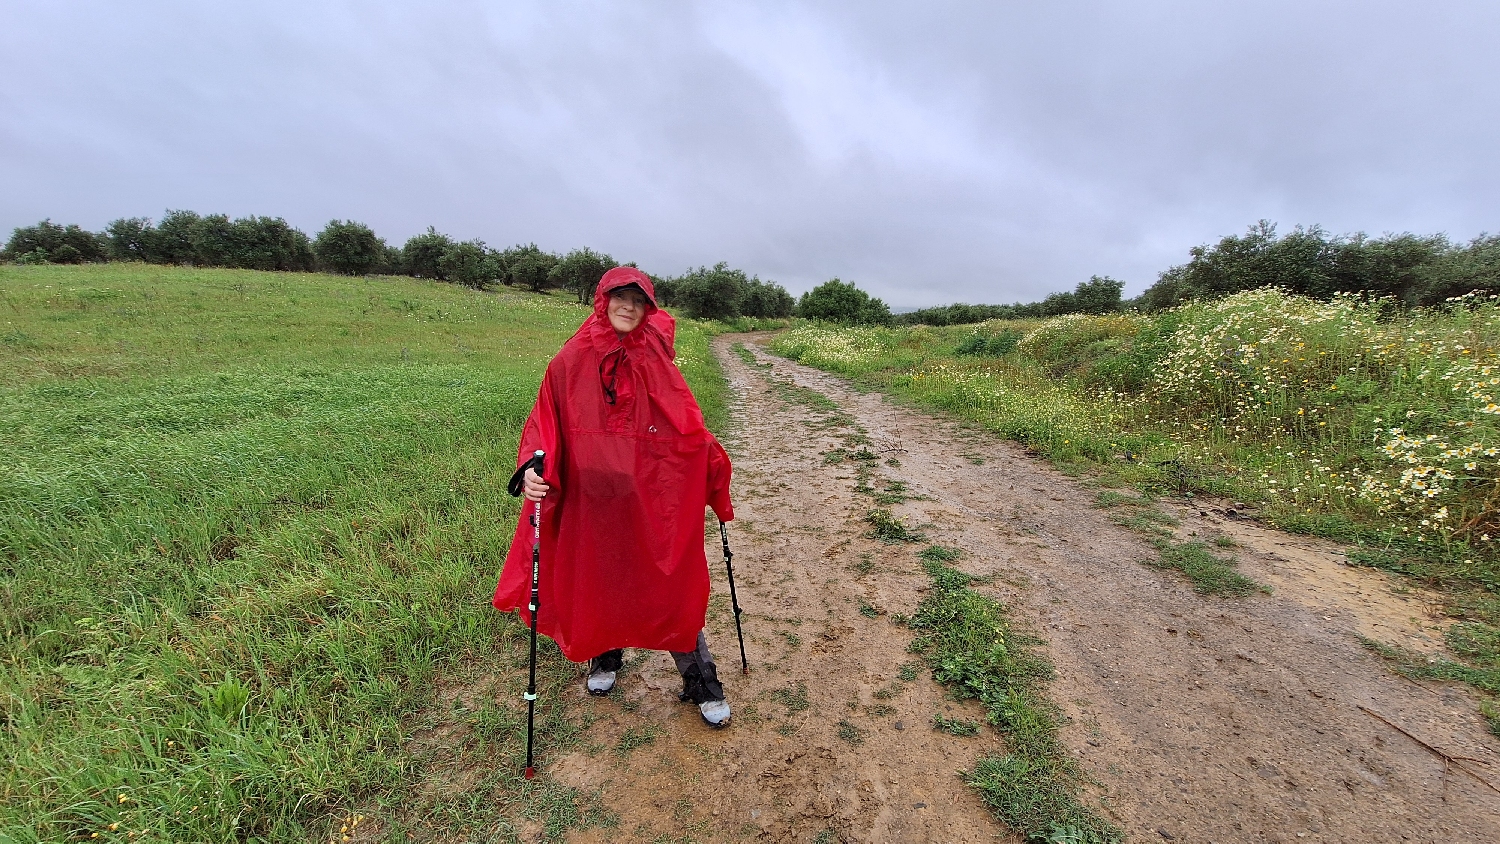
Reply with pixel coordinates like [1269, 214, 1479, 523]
[492, 267, 734, 660]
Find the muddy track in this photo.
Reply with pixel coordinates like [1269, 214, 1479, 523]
[547, 335, 1500, 843]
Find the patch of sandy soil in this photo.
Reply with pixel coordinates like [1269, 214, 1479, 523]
[535, 335, 1500, 843]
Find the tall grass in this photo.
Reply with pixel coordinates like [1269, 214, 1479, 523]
[0, 264, 725, 841]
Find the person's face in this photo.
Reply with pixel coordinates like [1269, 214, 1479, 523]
[607, 287, 649, 335]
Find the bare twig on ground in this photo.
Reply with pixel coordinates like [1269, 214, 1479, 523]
[1357, 705, 1499, 797]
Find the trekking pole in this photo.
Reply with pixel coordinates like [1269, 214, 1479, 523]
[522, 450, 545, 779]
[718, 521, 749, 675]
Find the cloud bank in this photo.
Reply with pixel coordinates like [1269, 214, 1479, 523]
[3, 1, 1497, 306]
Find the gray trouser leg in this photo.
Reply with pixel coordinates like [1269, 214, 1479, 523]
[670, 631, 725, 703]
[589, 649, 623, 674]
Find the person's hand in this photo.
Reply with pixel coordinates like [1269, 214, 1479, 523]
[523, 467, 550, 503]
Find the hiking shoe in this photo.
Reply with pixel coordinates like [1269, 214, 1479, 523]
[587, 649, 623, 696]
[586, 670, 616, 696]
[698, 699, 731, 728]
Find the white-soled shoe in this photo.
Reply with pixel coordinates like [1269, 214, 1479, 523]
[698, 699, 731, 728]
[586, 670, 616, 696]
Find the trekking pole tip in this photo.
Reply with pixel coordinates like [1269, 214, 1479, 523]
[524, 766, 535, 780]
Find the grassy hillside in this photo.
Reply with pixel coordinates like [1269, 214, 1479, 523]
[0, 264, 726, 842]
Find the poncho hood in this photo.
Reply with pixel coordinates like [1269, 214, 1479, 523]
[493, 265, 733, 661]
[581, 266, 675, 355]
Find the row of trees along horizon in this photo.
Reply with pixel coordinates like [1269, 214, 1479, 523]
[7, 214, 1500, 325]
[0, 213, 800, 321]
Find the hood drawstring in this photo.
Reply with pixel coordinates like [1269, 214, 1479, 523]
[599, 346, 626, 405]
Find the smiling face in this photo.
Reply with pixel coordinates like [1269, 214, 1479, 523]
[607, 286, 650, 336]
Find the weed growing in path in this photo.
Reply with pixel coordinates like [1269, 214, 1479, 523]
[933, 715, 981, 736]
[1111, 508, 1180, 537]
[770, 682, 811, 714]
[836, 719, 867, 746]
[1093, 491, 1266, 595]
[908, 546, 1120, 843]
[613, 724, 662, 758]
[1094, 489, 1151, 508]
[1150, 541, 1266, 597]
[1361, 637, 1500, 733]
[865, 509, 925, 543]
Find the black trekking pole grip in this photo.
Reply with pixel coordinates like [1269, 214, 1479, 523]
[524, 449, 545, 779]
[719, 521, 749, 675]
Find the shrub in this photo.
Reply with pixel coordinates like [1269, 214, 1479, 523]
[401, 227, 453, 280]
[438, 240, 501, 289]
[190, 213, 237, 267]
[899, 303, 1018, 326]
[3, 219, 108, 264]
[151, 210, 202, 265]
[104, 218, 152, 261]
[499, 243, 558, 291]
[741, 278, 796, 318]
[655, 263, 794, 320]
[797, 278, 892, 325]
[956, 323, 1022, 357]
[230, 216, 315, 271]
[1071, 276, 1125, 314]
[903, 278, 1123, 327]
[669, 263, 747, 320]
[550, 247, 616, 303]
[1016, 314, 1148, 379]
[313, 220, 385, 275]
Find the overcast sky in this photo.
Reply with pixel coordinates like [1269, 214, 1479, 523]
[3, 2, 1497, 307]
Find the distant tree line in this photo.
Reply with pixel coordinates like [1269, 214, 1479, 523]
[2, 212, 943, 325]
[2, 212, 795, 313]
[1135, 221, 1500, 310]
[899, 276, 1124, 326]
[900, 222, 1500, 326]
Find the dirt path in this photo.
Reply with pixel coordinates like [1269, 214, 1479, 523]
[546, 335, 1500, 843]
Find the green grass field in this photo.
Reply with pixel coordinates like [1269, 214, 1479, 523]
[0, 264, 726, 842]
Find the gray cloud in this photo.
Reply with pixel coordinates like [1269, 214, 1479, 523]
[3, 1, 1497, 307]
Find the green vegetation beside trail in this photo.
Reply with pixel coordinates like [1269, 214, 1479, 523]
[672, 319, 731, 436]
[910, 546, 1121, 844]
[0, 264, 723, 842]
[769, 288, 1500, 715]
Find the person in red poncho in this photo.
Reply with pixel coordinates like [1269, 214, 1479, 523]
[493, 266, 736, 727]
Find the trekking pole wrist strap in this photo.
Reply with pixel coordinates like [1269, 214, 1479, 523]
[507, 451, 547, 497]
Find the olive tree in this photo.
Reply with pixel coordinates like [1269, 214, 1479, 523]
[314, 220, 385, 275]
[550, 247, 616, 303]
[439, 240, 502, 289]
[2, 219, 108, 263]
[402, 227, 454, 279]
[796, 278, 892, 325]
